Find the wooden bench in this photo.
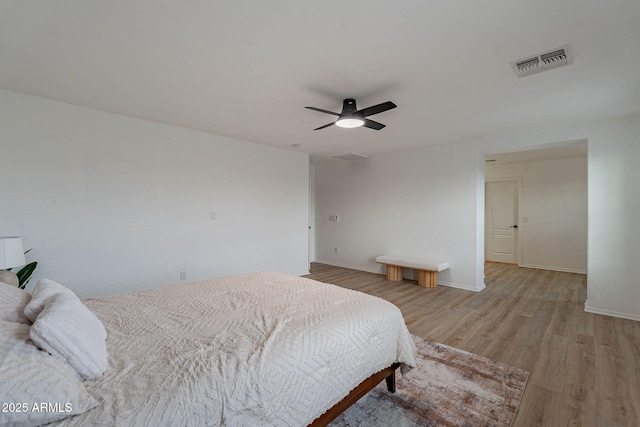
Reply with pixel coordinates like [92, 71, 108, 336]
[375, 255, 450, 288]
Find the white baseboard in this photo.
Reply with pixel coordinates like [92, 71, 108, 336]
[313, 259, 382, 275]
[584, 302, 640, 322]
[438, 280, 484, 292]
[314, 259, 481, 291]
[519, 263, 587, 275]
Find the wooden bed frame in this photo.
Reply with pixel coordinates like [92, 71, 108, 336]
[309, 362, 401, 426]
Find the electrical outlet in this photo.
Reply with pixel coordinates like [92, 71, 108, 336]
[334, 247, 339, 254]
[180, 271, 187, 281]
[210, 211, 217, 220]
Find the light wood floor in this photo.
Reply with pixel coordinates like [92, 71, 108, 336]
[305, 262, 640, 427]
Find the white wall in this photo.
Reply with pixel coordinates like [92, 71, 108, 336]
[485, 156, 588, 273]
[315, 142, 480, 291]
[315, 114, 640, 321]
[0, 90, 309, 298]
[586, 117, 640, 321]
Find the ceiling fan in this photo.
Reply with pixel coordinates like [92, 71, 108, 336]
[305, 98, 397, 130]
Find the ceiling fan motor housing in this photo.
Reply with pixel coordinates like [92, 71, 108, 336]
[342, 98, 358, 115]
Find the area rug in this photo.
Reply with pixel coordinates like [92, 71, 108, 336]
[330, 335, 529, 427]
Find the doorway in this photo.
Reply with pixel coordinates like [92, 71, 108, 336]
[482, 140, 588, 275]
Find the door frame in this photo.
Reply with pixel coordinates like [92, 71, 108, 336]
[308, 165, 315, 271]
[485, 177, 523, 266]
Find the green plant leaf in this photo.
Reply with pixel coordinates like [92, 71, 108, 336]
[17, 262, 37, 289]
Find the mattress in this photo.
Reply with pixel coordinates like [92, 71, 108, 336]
[54, 272, 416, 426]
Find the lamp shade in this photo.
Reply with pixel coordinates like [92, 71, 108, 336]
[0, 237, 26, 269]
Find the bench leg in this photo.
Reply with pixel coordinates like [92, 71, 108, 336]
[385, 265, 403, 282]
[418, 270, 438, 288]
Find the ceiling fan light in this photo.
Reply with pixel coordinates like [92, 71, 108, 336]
[335, 117, 364, 128]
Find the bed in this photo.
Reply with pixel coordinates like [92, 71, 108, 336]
[1, 272, 416, 426]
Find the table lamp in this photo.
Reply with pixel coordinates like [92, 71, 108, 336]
[0, 237, 27, 287]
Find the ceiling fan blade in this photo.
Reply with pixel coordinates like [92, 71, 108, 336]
[362, 119, 385, 130]
[314, 122, 336, 130]
[305, 106, 340, 116]
[356, 101, 397, 117]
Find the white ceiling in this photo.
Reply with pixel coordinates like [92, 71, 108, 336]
[1, 1, 639, 159]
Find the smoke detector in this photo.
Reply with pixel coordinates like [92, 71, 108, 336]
[510, 45, 573, 77]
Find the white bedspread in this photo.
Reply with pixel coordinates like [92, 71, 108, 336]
[54, 272, 416, 426]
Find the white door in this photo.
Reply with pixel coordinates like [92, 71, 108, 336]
[485, 180, 519, 263]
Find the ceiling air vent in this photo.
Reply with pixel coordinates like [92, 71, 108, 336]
[510, 45, 572, 77]
[333, 153, 369, 161]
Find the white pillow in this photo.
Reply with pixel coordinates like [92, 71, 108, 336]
[23, 278, 76, 322]
[0, 320, 98, 426]
[0, 281, 31, 324]
[30, 292, 108, 381]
